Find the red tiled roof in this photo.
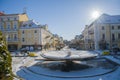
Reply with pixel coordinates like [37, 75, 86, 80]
[0, 12, 5, 16]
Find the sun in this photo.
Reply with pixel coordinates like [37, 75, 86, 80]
[92, 11, 100, 19]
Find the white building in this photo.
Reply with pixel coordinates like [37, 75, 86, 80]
[82, 14, 120, 50]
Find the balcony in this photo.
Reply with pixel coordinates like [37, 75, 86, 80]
[88, 30, 94, 34]
[7, 39, 19, 42]
[1, 28, 18, 32]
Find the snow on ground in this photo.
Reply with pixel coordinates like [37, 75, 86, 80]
[12, 57, 36, 74]
[94, 50, 120, 65]
[12, 51, 42, 80]
[12, 49, 120, 80]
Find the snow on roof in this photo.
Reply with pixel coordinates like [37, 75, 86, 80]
[20, 20, 41, 29]
[96, 14, 120, 24]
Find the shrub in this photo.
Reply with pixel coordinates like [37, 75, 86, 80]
[0, 31, 13, 80]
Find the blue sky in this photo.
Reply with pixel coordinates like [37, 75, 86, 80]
[0, 0, 120, 40]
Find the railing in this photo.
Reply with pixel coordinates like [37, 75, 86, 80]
[0, 29, 18, 32]
[7, 39, 19, 42]
[88, 30, 94, 34]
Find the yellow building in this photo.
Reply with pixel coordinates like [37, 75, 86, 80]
[0, 12, 28, 51]
[20, 20, 53, 50]
[0, 12, 63, 51]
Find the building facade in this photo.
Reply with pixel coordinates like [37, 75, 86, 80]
[19, 20, 54, 50]
[82, 14, 120, 50]
[0, 12, 60, 51]
[0, 12, 28, 51]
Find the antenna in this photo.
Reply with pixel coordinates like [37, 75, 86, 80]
[23, 7, 27, 14]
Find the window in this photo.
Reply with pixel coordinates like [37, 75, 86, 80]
[112, 26, 114, 30]
[14, 34, 17, 40]
[23, 24, 26, 27]
[112, 33, 115, 41]
[1, 18, 3, 21]
[118, 26, 120, 29]
[34, 30, 37, 33]
[102, 34, 105, 40]
[7, 18, 10, 21]
[8, 35, 10, 40]
[118, 33, 120, 39]
[14, 25, 17, 29]
[22, 30, 24, 34]
[22, 38, 25, 42]
[14, 18, 17, 20]
[7, 25, 10, 29]
[0, 26, 3, 30]
[102, 26, 104, 30]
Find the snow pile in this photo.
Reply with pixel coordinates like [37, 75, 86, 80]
[42, 50, 97, 60]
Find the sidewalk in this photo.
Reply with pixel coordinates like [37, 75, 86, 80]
[103, 56, 120, 65]
[94, 50, 120, 65]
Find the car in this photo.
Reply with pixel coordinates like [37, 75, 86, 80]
[28, 52, 37, 57]
[20, 48, 28, 54]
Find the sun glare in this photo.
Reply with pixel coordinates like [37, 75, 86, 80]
[92, 11, 100, 19]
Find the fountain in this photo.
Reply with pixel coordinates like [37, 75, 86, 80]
[25, 50, 118, 78]
[39, 50, 97, 72]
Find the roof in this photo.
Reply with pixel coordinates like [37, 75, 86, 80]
[96, 13, 120, 24]
[20, 20, 41, 29]
[0, 12, 5, 16]
[0, 13, 26, 16]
